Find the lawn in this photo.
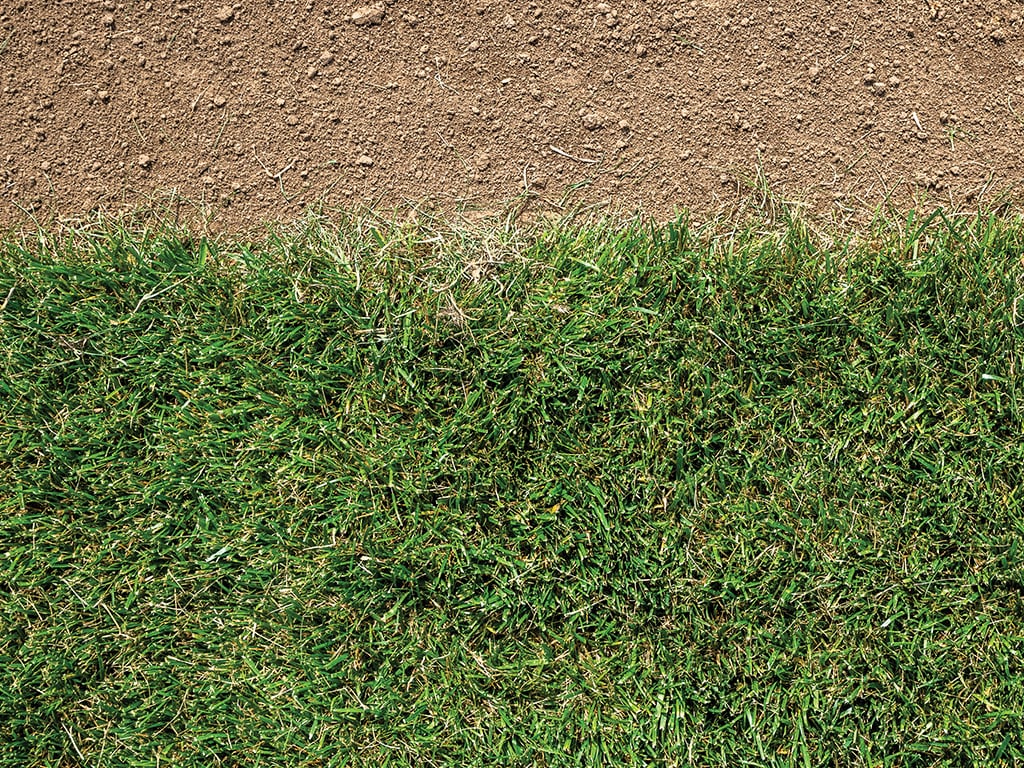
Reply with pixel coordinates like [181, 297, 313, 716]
[2, 207, 1023, 766]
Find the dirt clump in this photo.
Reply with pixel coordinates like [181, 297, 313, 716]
[2, 1, 1023, 230]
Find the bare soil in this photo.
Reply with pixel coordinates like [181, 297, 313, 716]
[3, 0, 1023, 230]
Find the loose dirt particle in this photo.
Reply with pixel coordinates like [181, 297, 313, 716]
[215, 5, 234, 23]
[351, 3, 385, 27]
[582, 111, 606, 130]
[137, 154, 153, 169]
[356, 154, 374, 166]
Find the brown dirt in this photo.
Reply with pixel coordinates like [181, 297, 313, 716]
[3, 0, 1024, 230]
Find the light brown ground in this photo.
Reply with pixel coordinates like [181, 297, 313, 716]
[3, 0, 1023, 230]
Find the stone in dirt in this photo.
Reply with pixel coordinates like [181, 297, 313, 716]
[215, 6, 234, 23]
[351, 4, 385, 27]
[582, 111, 607, 130]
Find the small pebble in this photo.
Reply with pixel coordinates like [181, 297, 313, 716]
[351, 3, 385, 26]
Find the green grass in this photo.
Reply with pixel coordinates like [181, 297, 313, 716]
[2, 206, 1023, 766]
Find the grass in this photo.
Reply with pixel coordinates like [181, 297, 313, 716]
[1, 204, 1023, 766]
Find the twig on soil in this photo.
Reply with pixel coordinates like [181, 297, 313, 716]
[852, 128, 878, 146]
[615, 157, 647, 179]
[548, 145, 597, 164]
[875, 170, 897, 213]
[212, 110, 229, 152]
[435, 71, 459, 94]
[190, 88, 208, 112]
[130, 113, 146, 142]
[842, 149, 869, 175]
[253, 148, 296, 199]
[436, 131, 472, 172]
[1008, 96, 1024, 126]
[253, 150, 295, 181]
[631, 160, 663, 186]
[672, 37, 704, 52]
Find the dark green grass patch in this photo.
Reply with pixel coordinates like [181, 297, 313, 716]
[2, 209, 1023, 766]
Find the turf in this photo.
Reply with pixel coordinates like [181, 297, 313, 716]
[2, 207, 1023, 766]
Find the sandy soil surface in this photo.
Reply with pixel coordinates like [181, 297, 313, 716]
[2, 0, 1023, 229]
